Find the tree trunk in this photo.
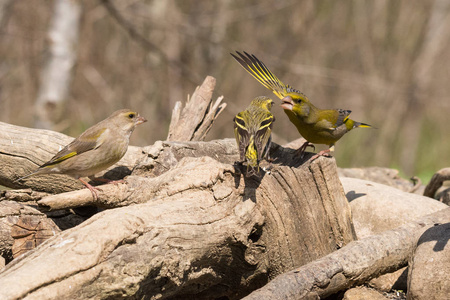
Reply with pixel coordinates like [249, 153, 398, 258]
[34, 0, 81, 129]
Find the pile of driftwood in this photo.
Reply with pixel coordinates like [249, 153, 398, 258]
[0, 77, 448, 299]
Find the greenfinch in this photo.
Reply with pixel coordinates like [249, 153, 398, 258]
[234, 96, 275, 175]
[17, 109, 147, 199]
[231, 51, 372, 158]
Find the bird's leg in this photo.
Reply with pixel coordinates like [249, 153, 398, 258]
[295, 141, 315, 158]
[245, 165, 254, 177]
[79, 178, 100, 201]
[310, 145, 334, 161]
[233, 161, 244, 175]
[89, 176, 125, 185]
[265, 152, 274, 163]
[261, 153, 274, 174]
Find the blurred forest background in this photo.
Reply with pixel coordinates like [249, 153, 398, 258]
[0, 0, 449, 182]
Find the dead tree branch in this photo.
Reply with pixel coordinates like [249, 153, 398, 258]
[167, 76, 226, 141]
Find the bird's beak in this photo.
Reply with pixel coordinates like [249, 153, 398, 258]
[136, 116, 147, 125]
[281, 96, 294, 111]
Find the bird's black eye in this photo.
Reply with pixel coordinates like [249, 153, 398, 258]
[128, 113, 135, 118]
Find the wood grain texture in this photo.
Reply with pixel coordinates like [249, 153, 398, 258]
[0, 201, 58, 263]
[166, 76, 226, 142]
[243, 207, 450, 300]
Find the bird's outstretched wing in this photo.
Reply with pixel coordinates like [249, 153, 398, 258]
[231, 51, 290, 99]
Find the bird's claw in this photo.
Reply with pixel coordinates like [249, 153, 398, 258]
[310, 149, 332, 161]
[262, 165, 272, 175]
[295, 141, 315, 158]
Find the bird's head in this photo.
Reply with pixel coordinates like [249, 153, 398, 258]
[110, 109, 147, 133]
[281, 91, 311, 118]
[250, 96, 274, 111]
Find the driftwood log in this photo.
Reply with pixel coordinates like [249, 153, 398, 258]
[0, 133, 355, 299]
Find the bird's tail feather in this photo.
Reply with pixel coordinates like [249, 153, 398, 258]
[355, 122, 373, 128]
[14, 167, 47, 183]
[231, 51, 288, 99]
[14, 171, 37, 183]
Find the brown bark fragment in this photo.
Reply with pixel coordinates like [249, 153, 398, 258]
[11, 215, 60, 258]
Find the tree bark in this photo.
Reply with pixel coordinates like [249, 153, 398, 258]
[1, 74, 226, 195]
[0, 201, 59, 263]
[243, 207, 450, 300]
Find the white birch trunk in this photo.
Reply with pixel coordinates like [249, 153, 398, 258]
[34, 0, 81, 129]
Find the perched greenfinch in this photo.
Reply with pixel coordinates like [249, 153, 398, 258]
[17, 109, 147, 199]
[234, 96, 275, 175]
[231, 51, 372, 158]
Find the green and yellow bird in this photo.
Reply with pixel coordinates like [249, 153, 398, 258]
[234, 96, 275, 175]
[17, 109, 147, 199]
[231, 51, 372, 158]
